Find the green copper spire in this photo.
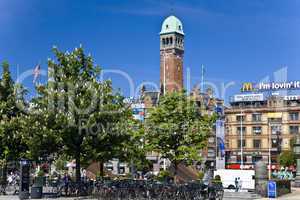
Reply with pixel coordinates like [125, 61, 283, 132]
[160, 15, 184, 35]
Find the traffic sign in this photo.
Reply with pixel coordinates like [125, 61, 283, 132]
[268, 180, 277, 198]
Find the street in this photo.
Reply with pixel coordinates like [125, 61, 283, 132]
[1, 189, 300, 200]
[0, 196, 94, 200]
[223, 190, 260, 200]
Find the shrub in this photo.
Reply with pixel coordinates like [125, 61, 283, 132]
[214, 175, 221, 181]
[197, 171, 204, 180]
[155, 170, 173, 182]
[274, 179, 291, 196]
[37, 170, 45, 177]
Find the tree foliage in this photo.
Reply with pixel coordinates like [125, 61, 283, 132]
[0, 61, 27, 161]
[278, 150, 296, 167]
[145, 91, 215, 179]
[29, 46, 131, 182]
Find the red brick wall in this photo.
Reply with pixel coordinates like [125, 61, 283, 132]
[160, 50, 184, 93]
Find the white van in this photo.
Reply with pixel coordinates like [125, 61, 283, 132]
[214, 169, 255, 191]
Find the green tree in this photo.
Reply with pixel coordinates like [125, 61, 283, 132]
[119, 120, 149, 176]
[0, 61, 27, 162]
[278, 151, 296, 167]
[31, 46, 131, 183]
[0, 61, 27, 185]
[145, 91, 215, 182]
[20, 112, 62, 162]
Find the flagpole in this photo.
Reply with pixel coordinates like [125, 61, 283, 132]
[163, 52, 166, 95]
[201, 64, 204, 92]
[38, 61, 41, 85]
[240, 109, 244, 169]
[33, 63, 41, 86]
[17, 64, 20, 83]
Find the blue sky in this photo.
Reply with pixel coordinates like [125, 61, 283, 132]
[1, 0, 300, 103]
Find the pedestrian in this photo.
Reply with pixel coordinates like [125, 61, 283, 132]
[238, 177, 242, 191]
[63, 172, 70, 196]
[234, 177, 238, 192]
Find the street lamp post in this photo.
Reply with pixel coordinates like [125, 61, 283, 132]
[293, 135, 300, 187]
[268, 122, 272, 180]
[240, 110, 244, 170]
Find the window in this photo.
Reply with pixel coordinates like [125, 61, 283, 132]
[291, 101, 298, 107]
[170, 37, 173, 44]
[166, 38, 169, 45]
[166, 24, 169, 29]
[290, 126, 299, 134]
[253, 139, 261, 149]
[271, 156, 278, 164]
[290, 138, 295, 147]
[289, 112, 299, 121]
[271, 125, 281, 135]
[272, 139, 281, 149]
[253, 126, 262, 135]
[162, 38, 166, 45]
[252, 156, 262, 163]
[237, 127, 246, 135]
[236, 115, 245, 122]
[237, 139, 246, 148]
[252, 113, 262, 122]
[178, 25, 181, 30]
[237, 155, 247, 163]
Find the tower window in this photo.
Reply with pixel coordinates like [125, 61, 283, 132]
[162, 38, 165, 45]
[166, 24, 169, 29]
[170, 37, 173, 44]
[166, 38, 169, 45]
[178, 25, 181, 30]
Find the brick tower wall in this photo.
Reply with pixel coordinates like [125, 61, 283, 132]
[160, 49, 184, 93]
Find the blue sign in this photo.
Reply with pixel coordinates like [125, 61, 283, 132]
[215, 106, 223, 115]
[268, 181, 277, 198]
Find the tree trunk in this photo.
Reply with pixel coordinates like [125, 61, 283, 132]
[130, 159, 135, 179]
[174, 162, 178, 184]
[0, 160, 7, 188]
[75, 150, 81, 184]
[99, 161, 104, 177]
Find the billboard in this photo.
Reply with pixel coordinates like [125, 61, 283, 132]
[233, 94, 264, 102]
[241, 81, 300, 92]
[131, 103, 145, 121]
[284, 95, 300, 101]
[216, 120, 225, 169]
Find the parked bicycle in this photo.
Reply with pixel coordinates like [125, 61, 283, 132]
[93, 179, 224, 200]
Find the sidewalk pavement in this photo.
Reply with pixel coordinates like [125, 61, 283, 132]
[260, 187, 300, 200]
[0, 196, 96, 200]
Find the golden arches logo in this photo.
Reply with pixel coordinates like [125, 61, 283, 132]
[241, 82, 254, 92]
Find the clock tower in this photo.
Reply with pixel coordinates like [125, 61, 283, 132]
[160, 15, 184, 94]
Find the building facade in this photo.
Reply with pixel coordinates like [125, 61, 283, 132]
[225, 94, 300, 169]
[160, 15, 184, 94]
[190, 87, 225, 170]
